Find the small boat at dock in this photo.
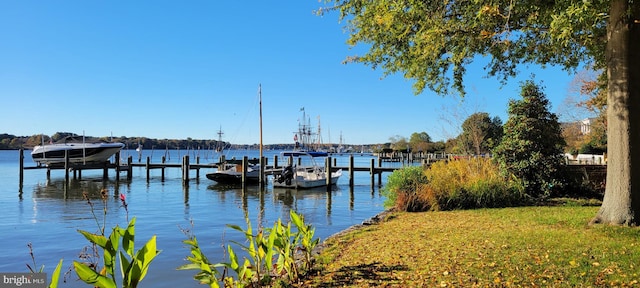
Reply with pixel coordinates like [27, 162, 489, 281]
[206, 159, 261, 184]
[273, 151, 342, 189]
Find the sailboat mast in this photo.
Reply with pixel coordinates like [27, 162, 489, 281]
[259, 84, 264, 185]
[316, 115, 322, 150]
[216, 126, 224, 152]
[83, 130, 86, 165]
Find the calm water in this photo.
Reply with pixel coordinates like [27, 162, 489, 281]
[0, 149, 397, 287]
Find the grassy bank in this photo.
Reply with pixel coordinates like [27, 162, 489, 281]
[301, 206, 640, 287]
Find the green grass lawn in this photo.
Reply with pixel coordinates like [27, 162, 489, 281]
[302, 206, 640, 287]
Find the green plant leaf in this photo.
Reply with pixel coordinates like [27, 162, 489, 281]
[73, 261, 116, 288]
[290, 210, 303, 229]
[47, 259, 63, 288]
[77, 230, 108, 248]
[122, 217, 136, 256]
[108, 226, 121, 253]
[177, 263, 201, 270]
[131, 235, 160, 284]
[228, 245, 239, 271]
[226, 224, 244, 232]
[119, 250, 131, 279]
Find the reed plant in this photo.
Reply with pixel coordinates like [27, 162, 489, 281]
[26, 243, 64, 288]
[423, 157, 525, 210]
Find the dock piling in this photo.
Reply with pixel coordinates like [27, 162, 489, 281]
[127, 156, 133, 180]
[326, 156, 332, 190]
[146, 156, 151, 182]
[378, 157, 383, 186]
[349, 155, 354, 187]
[182, 155, 190, 185]
[19, 149, 24, 186]
[115, 152, 121, 182]
[242, 156, 248, 185]
[64, 150, 70, 186]
[196, 156, 201, 179]
[161, 156, 166, 181]
[370, 158, 375, 187]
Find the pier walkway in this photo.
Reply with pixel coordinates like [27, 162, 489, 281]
[19, 150, 415, 189]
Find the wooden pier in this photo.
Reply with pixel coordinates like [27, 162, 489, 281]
[19, 149, 408, 188]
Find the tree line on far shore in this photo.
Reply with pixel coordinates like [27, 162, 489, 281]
[0, 133, 227, 151]
[0, 132, 396, 153]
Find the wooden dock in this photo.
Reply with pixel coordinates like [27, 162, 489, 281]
[19, 149, 409, 188]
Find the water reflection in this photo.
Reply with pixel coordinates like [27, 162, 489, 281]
[2, 150, 391, 288]
[32, 177, 119, 200]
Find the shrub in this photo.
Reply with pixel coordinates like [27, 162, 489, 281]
[493, 81, 566, 199]
[381, 166, 429, 211]
[422, 158, 525, 210]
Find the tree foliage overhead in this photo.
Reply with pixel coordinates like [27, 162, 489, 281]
[493, 81, 566, 199]
[321, 0, 640, 226]
[320, 0, 609, 95]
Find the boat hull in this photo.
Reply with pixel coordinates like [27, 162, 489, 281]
[206, 164, 260, 184]
[31, 143, 125, 166]
[273, 169, 342, 189]
[205, 172, 259, 184]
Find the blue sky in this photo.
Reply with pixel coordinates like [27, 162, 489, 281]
[0, 1, 590, 145]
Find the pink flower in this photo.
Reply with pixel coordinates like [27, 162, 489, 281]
[120, 194, 126, 202]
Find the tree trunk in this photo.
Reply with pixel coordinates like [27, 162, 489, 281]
[591, 0, 640, 225]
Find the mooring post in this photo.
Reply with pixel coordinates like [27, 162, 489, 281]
[259, 156, 265, 185]
[103, 162, 108, 179]
[161, 156, 166, 181]
[349, 155, 354, 187]
[115, 151, 121, 182]
[273, 155, 279, 169]
[242, 156, 248, 185]
[377, 156, 383, 186]
[127, 156, 133, 180]
[370, 158, 375, 187]
[146, 156, 151, 182]
[326, 156, 332, 190]
[182, 155, 190, 185]
[19, 149, 24, 187]
[64, 150, 70, 186]
[196, 156, 200, 179]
